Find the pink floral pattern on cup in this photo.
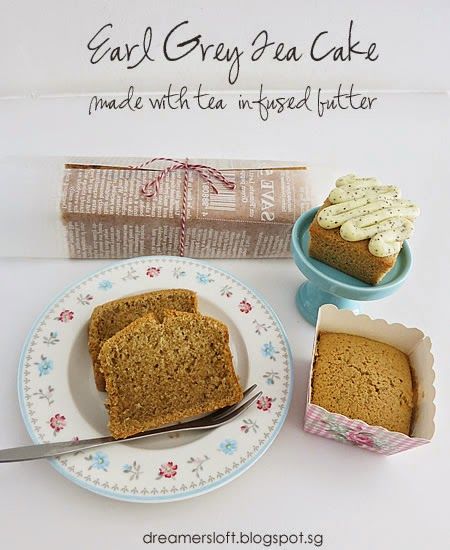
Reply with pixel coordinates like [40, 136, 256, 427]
[347, 430, 375, 448]
[303, 406, 418, 454]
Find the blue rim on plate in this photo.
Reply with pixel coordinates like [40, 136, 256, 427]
[18, 256, 293, 502]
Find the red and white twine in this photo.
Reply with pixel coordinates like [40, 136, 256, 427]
[129, 158, 236, 256]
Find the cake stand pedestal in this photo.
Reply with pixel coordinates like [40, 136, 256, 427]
[291, 207, 412, 326]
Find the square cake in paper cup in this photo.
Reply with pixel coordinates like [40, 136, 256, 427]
[304, 305, 435, 455]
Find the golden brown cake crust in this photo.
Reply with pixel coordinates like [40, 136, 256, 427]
[99, 311, 243, 439]
[309, 201, 398, 285]
[311, 332, 414, 435]
[88, 289, 198, 391]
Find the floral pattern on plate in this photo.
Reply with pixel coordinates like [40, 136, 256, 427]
[18, 256, 292, 502]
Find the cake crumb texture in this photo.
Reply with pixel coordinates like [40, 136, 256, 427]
[99, 310, 243, 439]
[311, 332, 413, 435]
[309, 201, 398, 285]
[88, 289, 198, 391]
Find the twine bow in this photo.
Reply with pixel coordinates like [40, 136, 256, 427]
[128, 157, 236, 256]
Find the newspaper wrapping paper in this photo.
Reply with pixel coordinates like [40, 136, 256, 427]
[60, 158, 312, 259]
[304, 305, 435, 455]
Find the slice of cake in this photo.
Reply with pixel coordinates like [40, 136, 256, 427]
[99, 310, 243, 439]
[309, 174, 420, 284]
[311, 332, 414, 435]
[88, 289, 198, 391]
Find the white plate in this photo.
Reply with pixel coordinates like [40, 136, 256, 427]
[18, 256, 292, 502]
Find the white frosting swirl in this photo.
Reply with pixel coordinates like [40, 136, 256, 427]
[317, 174, 420, 257]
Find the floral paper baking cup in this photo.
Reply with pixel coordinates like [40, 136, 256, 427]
[304, 305, 435, 455]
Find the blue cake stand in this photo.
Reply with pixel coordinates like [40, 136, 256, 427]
[291, 207, 412, 326]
